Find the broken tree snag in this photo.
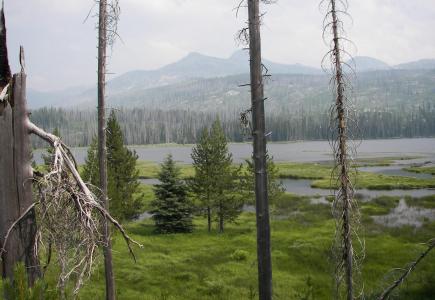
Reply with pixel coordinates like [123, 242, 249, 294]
[0, 2, 11, 115]
[0, 2, 11, 88]
[0, 71, 41, 285]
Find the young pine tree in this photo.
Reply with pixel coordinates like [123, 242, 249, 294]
[241, 153, 284, 205]
[82, 111, 142, 221]
[191, 120, 243, 233]
[190, 127, 214, 232]
[151, 154, 193, 233]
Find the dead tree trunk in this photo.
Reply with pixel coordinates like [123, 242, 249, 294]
[97, 0, 116, 299]
[0, 4, 40, 287]
[0, 74, 41, 286]
[247, 0, 272, 299]
[207, 205, 211, 233]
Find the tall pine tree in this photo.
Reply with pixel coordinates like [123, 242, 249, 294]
[82, 110, 142, 221]
[151, 154, 193, 233]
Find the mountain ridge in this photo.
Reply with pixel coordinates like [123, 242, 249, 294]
[27, 51, 435, 109]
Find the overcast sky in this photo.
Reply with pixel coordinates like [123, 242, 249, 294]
[5, 0, 435, 91]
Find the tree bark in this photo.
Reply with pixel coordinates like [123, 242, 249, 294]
[97, 0, 116, 299]
[0, 72, 40, 288]
[247, 0, 272, 299]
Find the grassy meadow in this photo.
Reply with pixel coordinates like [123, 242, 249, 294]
[3, 158, 434, 299]
[72, 192, 435, 299]
[100, 158, 433, 299]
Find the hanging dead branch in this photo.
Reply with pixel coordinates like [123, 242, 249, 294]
[87, 0, 121, 49]
[321, 0, 363, 299]
[235, 0, 274, 138]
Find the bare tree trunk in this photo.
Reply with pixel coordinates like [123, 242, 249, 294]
[218, 202, 224, 233]
[330, 1, 353, 299]
[0, 4, 40, 288]
[0, 72, 41, 287]
[247, 0, 272, 299]
[97, 0, 116, 299]
[207, 206, 211, 233]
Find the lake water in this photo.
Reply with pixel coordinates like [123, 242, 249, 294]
[34, 137, 435, 165]
[372, 199, 435, 227]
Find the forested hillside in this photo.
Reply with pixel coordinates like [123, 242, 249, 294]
[30, 67, 435, 147]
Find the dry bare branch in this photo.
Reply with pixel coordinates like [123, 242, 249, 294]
[20, 120, 143, 296]
[378, 239, 435, 300]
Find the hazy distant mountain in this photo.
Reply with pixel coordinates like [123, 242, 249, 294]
[108, 50, 321, 92]
[28, 86, 92, 109]
[348, 56, 391, 72]
[104, 69, 435, 113]
[395, 59, 435, 70]
[27, 51, 435, 110]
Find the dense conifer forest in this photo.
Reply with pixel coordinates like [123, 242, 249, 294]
[30, 103, 435, 148]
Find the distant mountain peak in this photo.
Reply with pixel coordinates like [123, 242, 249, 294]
[395, 59, 435, 70]
[348, 56, 391, 72]
[180, 51, 210, 61]
[229, 49, 249, 60]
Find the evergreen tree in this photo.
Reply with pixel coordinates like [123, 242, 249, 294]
[241, 153, 285, 205]
[190, 128, 214, 232]
[151, 154, 193, 233]
[82, 138, 99, 185]
[82, 111, 142, 221]
[191, 120, 243, 233]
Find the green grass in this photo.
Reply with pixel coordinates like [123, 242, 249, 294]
[3, 191, 434, 299]
[404, 166, 435, 175]
[352, 156, 421, 167]
[360, 196, 401, 215]
[70, 194, 433, 299]
[312, 172, 435, 190]
[135, 160, 435, 190]
[275, 162, 331, 179]
[136, 161, 194, 179]
[274, 162, 435, 190]
[405, 195, 435, 209]
[23, 156, 435, 299]
[134, 184, 155, 211]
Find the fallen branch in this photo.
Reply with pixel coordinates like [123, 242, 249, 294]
[27, 120, 143, 255]
[378, 239, 435, 300]
[25, 120, 142, 294]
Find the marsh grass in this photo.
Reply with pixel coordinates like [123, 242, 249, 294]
[70, 194, 435, 299]
[2, 193, 433, 299]
[404, 166, 435, 175]
[18, 160, 433, 298]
